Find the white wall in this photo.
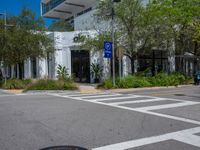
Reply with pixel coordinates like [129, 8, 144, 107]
[24, 58, 32, 79]
[74, 9, 96, 31]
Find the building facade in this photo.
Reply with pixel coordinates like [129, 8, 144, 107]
[2, 0, 197, 82]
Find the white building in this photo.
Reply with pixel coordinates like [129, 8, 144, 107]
[21, 0, 130, 83]
[23, 30, 124, 83]
[2, 0, 183, 82]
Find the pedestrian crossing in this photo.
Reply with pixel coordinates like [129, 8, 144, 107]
[48, 92, 200, 150]
[49, 92, 200, 113]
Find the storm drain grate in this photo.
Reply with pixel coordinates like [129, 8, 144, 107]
[39, 146, 88, 150]
[174, 93, 186, 96]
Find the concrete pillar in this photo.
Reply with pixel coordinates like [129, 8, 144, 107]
[62, 48, 71, 76]
[11, 65, 15, 78]
[38, 58, 48, 79]
[122, 55, 131, 76]
[24, 58, 32, 79]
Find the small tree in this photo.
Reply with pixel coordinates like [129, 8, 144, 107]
[57, 65, 69, 81]
[91, 63, 103, 83]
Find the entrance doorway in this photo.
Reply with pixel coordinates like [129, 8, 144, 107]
[71, 50, 90, 83]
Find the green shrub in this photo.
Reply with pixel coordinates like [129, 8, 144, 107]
[1, 79, 32, 89]
[148, 73, 186, 87]
[116, 76, 151, 88]
[26, 79, 77, 91]
[98, 72, 190, 89]
[97, 79, 113, 89]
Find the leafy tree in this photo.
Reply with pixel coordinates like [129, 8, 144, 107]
[77, 32, 111, 52]
[0, 8, 54, 79]
[147, 0, 200, 74]
[48, 19, 74, 32]
[147, 0, 200, 52]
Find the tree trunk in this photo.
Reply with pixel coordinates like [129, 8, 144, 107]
[131, 56, 135, 74]
[16, 64, 20, 79]
[152, 50, 156, 76]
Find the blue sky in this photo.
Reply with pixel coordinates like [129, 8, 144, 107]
[0, 0, 53, 26]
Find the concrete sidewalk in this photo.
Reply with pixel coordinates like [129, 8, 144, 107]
[78, 84, 103, 94]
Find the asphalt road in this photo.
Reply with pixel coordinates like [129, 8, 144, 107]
[0, 86, 200, 150]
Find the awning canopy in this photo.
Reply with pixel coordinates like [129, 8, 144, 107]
[42, 0, 96, 19]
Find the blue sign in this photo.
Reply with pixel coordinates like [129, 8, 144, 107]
[104, 41, 112, 58]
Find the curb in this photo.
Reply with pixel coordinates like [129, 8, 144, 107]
[0, 89, 24, 94]
[108, 84, 195, 93]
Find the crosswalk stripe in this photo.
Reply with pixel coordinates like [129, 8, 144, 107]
[92, 127, 200, 150]
[93, 95, 141, 102]
[110, 98, 166, 105]
[174, 134, 200, 148]
[68, 93, 116, 97]
[80, 94, 122, 99]
[135, 101, 199, 111]
[49, 93, 200, 125]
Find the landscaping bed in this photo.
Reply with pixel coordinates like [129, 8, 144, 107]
[98, 72, 192, 89]
[0, 79, 78, 91]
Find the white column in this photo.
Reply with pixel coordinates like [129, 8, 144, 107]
[62, 48, 71, 76]
[38, 58, 48, 79]
[122, 55, 131, 76]
[103, 59, 111, 81]
[24, 58, 32, 79]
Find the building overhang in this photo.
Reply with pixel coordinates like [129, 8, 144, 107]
[42, 0, 96, 20]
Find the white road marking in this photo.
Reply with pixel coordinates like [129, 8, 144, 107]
[80, 94, 122, 99]
[50, 93, 200, 125]
[67, 93, 116, 97]
[111, 98, 166, 105]
[93, 95, 141, 102]
[136, 101, 199, 111]
[49, 93, 200, 149]
[174, 134, 200, 147]
[134, 109, 200, 125]
[92, 127, 200, 150]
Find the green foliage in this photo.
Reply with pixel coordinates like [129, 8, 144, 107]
[77, 33, 112, 52]
[0, 79, 32, 89]
[117, 76, 152, 88]
[25, 79, 77, 91]
[57, 65, 69, 80]
[97, 79, 113, 89]
[0, 8, 54, 66]
[146, 0, 200, 55]
[95, 0, 200, 74]
[0, 78, 77, 91]
[99, 72, 189, 89]
[91, 63, 103, 82]
[148, 73, 186, 87]
[48, 19, 74, 32]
